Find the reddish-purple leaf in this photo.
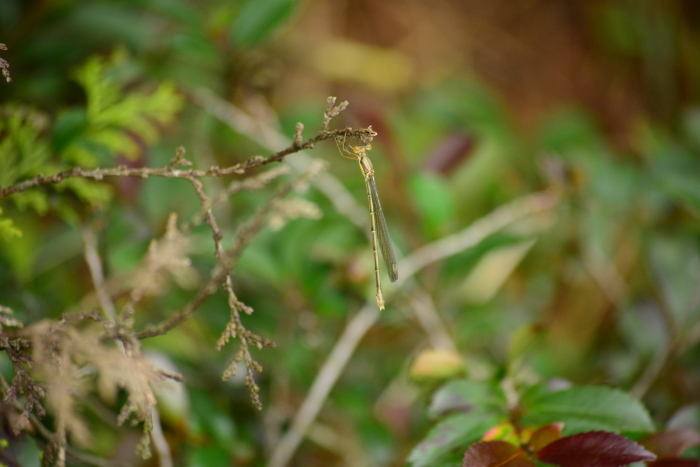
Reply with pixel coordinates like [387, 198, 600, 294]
[536, 431, 656, 467]
[648, 460, 700, 467]
[463, 441, 535, 467]
[424, 133, 476, 175]
[528, 423, 565, 452]
[641, 429, 700, 458]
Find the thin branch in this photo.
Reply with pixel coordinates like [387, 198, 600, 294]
[0, 128, 372, 198]
[630, 252, 682, 399]
[134, 161, 327, 340]
[183, 165, 291, 232]
[396, 191, 558, 285]
[81, 224, 117, 322]
[191, 88, 368, 230]
[408, 289, 457, 351]
[1, 364, 124, 467]
[322, 96, 348, 132]
[268, 303, 381, 467]
[150, 406, 172, 467]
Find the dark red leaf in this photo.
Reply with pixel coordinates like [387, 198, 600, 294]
[648, 460, 700, 467]
[536, 431, 656, 467]
[463, 441, 535, 467]
[641, 429, 700, 457]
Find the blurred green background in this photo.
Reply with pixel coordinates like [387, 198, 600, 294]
[1, 0, 700, 465]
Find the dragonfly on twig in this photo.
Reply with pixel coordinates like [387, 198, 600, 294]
[336, 134, 398, 310]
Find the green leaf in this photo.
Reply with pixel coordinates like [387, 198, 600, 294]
[59, 178, 114, 208]
[0, 215, 22, 241]
[654, 169, 700, 215]
[11, 190, 49, 215]
[0, 105, 50, 185]
[409, 172, 456, 238]
[230, 0, 299, 46]
[408, 412, 505, 467]
[63, 52, 183, 164]
[188, 446, 230, 467]
[53, 108, 88, 153]
[520, 386, 655, 435]
[189, 387, 238, 453]
[596, 3, 640, 56]
[428, 379, 507, 419]
[536, 109, 603, 156]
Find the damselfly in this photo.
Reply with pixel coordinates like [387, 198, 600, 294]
[336, 134, 398, 309]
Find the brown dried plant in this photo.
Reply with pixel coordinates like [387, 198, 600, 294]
[0, 97, 376, 465]
[0, 43, 10, 83]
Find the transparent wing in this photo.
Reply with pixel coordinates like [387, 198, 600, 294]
[367, 176, 398, 282]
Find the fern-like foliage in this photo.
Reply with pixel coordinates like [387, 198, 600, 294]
[60, 49, 183, 166]
[0, 49, 183, 232]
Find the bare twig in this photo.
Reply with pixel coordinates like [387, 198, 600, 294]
[134, 161, 326, 340]
[0, 129, 371, 199]
[408, 289, 457, 351]
[82, 224, 117, 322]
[322, 96, 348, 132]
[630, 253, 683, 399]
[396, 191, 558, 284]
[191, 89, 368, 229]
[150, 406, 172, 467]
[268, 302, 381, 467]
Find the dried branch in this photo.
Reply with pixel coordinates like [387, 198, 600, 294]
[322, 96, 348, 132]
[0, 43, 10, 83]
[0, 305, 23, 330]
[0, 334, 46, 434]
[82, 225, 117, 322]
[0, 94, 374, 464]
[0, 128, 373, 199]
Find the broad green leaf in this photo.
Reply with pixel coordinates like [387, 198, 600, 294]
[536, 109, 602, 155]
[189, 387, 238, 453]
[429, 380, 507, 419]
[188, 446, 230, 467]
[460, 239, 535, 305]
[408, 412, 506, 467]
[231, 0, 299, 46]
[654, 170, 700, 215]
[520, 386, 655, 435]
[409, 172, 456, 238]
[53, 108, 88, 153]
